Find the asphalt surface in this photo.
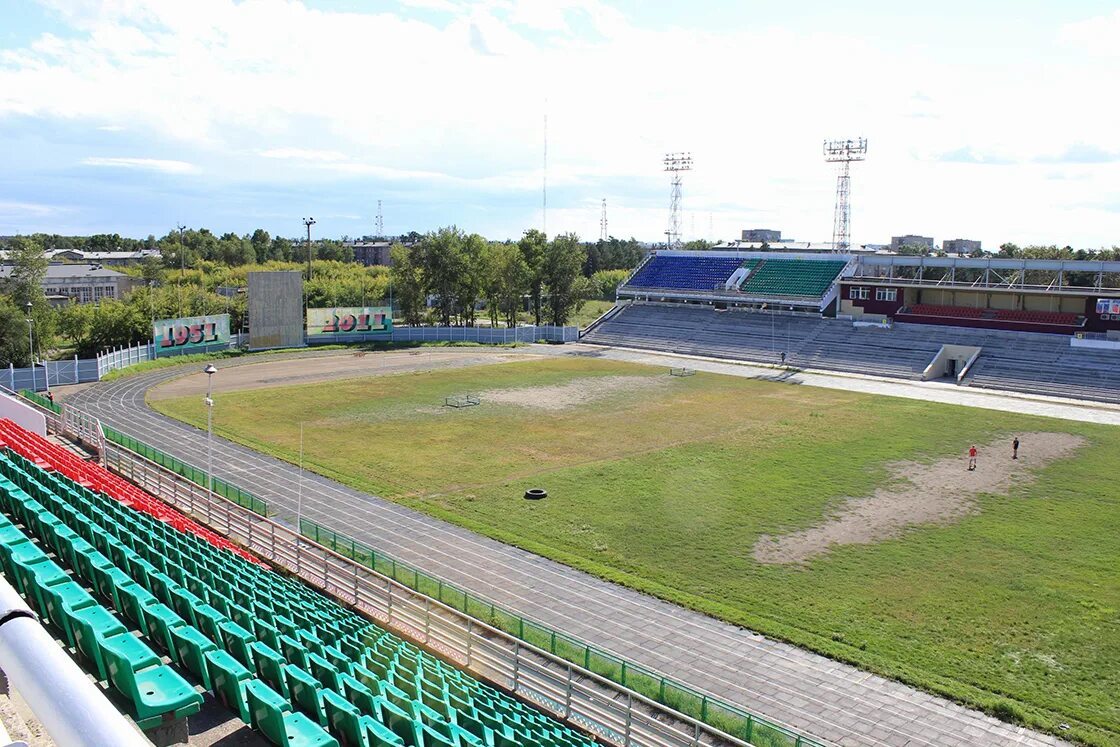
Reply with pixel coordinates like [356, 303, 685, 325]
[65, 346, 1077, 747]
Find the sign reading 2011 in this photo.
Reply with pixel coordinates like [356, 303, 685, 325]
[307, 307, 392, 337]
[152, 314, 231, 354]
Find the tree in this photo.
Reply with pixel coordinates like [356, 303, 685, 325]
[518, 229, 547, 325]
[0, 296, 33, 367]
[483, 242, 528, 328]
[457, 234, 487, 327]
[270, 236, 294, 262]
[420, 227, 466, 326]
[390, 242, 427, 326]
[542, 233, 589, 326]
[138, 255, 164, 285]
[250, 229, 271, 260]
[7, 236, 48, 309]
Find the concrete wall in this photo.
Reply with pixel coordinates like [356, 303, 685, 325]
[248, 271, 304, 351]
[0, 393, 46, 436]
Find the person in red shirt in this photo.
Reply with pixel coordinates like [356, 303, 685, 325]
[968, 445, 977, 471]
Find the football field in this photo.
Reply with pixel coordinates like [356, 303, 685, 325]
[150, 356, 1120, 745]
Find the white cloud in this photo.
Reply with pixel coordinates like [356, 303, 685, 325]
[1059, 10, 1120, 56]
[81, 157, 198, 174]
[0, 1, 1118, 245]
[258, 148, 347, 162]
[0, 200, 63, 218]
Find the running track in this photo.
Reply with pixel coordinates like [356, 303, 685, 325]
[66, 347, 1072, 747]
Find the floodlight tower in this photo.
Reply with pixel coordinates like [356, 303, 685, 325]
[600, 198, 608, 241]
[823, 138, 867, 253]
[376, 200, 384, 238]
[664, 152, 692, 248]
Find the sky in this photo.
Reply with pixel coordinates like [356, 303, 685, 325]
[1, 0, 1119, 249]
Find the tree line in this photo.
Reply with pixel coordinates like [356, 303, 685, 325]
[0, 227, 644, 365]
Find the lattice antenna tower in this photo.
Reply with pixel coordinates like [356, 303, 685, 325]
[375, 200, 384, 238]
[600, 198, 608, 241]
[823, 138, 867, 253]
[663, 152, 692, 248]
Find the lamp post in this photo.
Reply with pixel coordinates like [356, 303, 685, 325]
[25, 302, 35, 391]
[204, 364, 217, 520]
[303, 218, 316, 282]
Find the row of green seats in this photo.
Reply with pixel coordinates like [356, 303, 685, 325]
[0, 449, 596, 747]
[0, 477, 203, 730]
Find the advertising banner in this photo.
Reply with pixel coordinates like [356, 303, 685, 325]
[152, 314, 230, 354]
[1095, 298, 1120, 316]
[307, 307, 392, 337]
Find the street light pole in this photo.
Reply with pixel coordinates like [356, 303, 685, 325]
[303, 218, 316, 283]
[176, 224, 186, 318]
[24, 302, 35, 391]
[204, 364, 217, 521]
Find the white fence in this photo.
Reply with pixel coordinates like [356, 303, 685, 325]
[10, 325, 579, 393]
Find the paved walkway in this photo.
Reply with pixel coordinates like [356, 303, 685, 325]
[63, 346, 1086, 747]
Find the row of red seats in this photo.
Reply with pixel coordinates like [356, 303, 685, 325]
[993, 309, 1078, 325]
[908, 304, 984, 318]
[0, 419, 261, 565]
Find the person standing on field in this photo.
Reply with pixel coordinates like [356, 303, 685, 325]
[968, 445, 977, 471]
[1012, 437, 1020, 460]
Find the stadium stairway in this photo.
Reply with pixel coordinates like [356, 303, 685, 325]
[0, 419, 598, 747]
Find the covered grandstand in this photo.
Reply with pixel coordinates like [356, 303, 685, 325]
[617, 250, 852, 314]
[589, 250, 1120, 403]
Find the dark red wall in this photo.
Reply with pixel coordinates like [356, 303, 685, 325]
[840, 284, 906, 315]
[1083, 297, 1120, 333]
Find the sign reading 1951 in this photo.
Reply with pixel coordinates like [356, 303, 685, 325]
[152, 314, 231, 354]
[307, 307, 392, 337]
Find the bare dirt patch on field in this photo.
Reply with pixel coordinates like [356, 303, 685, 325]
[147, 349, 535, 401]
[753, 432, 1086, 565]
[479, 374, 670, 410]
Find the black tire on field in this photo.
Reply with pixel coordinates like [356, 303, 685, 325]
[524, 488, 548, 500]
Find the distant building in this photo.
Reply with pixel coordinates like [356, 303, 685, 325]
[0, 264, 143, 304]
[741, 229, 782, 243]
[348, 241, 392, 267]
[942, 239, 981, 255]
[890, 235, 935, 252]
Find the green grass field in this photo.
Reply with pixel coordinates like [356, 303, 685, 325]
[152, 357, 1120, 745]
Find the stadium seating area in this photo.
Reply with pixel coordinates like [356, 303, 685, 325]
[0, 419, 596, 747]
[737, 260, 847, 298]
[623, 255, 746, 291]
[902, 304, 1080, 327]
[584, 304, 1120, 403]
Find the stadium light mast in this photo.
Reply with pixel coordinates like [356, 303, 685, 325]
[664, 152, 692, 248]
[375, 200, 384, 239]
[823, 138, 867, 253]
[600, 198, 608, 242]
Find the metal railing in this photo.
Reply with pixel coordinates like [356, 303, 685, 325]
[17, 393, 827, 747]
[102, 438, 770, 747]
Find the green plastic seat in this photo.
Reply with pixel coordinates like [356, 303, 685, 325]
[308, 653, 342, 692]
[323, 689, 406, 747]
[117, 583, 158, 632]
[101, 632, 203, 730]
[339, 673, 378, 718]
[12, 556, 69, 616]
[169, 624, 217, 690]
[42, 580, 96, 647]
[67, 604, 127, 681]
[206, 648, 252, 723]
[140, 602, 185, 656]
[219, 620, 255, 669]
[376, 696, 422, 747]
[246, 679, 339, 747]
[285, 664, 328, 727]
[350, 664, 383, 698]
[74, 548, 113, 588]
[90, 563, 134, 609]
[194, 603, 227, 643]
[169, 586, 203, 629]
[252, 642, 289, 699]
